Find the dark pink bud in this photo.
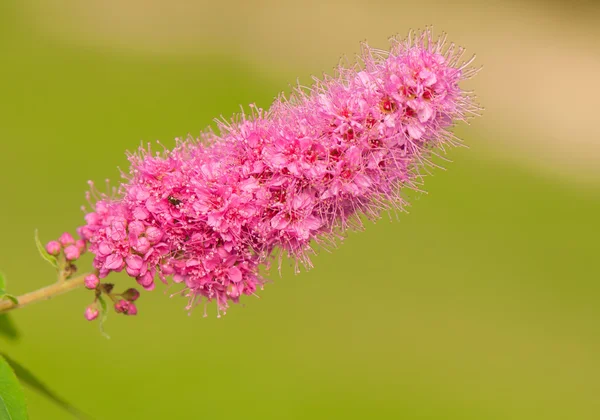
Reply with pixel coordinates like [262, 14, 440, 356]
[59, 232, 75, 246]
[84, 273, 99, 289]
[64, 245, 81, 261]
[45, 241, 61, 256]
[114, 299, 129, 313]
[121, 288, 140, 302]
[85, 305, 99, 321]
[126, 302, 138, 316]
[115, 299, 137, 315]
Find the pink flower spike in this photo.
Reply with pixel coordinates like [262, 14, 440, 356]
[84, 305, 99, 321]
[84, 274, 99, 290]
[64, 245, 81, 261]
[45, 241, 61, 256]
[77, 29, 480, 316]
[59, 232, 75, 246]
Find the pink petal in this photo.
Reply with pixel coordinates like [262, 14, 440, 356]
[271, 213, 290, 230]
[228, 266, 243, 283]
[104, 254, 124, 271]
[126, 254, 144, 270]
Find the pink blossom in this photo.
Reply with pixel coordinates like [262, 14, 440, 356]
[59, 232, 75, 246]
[126, 302, 138, 315]
[78, 30, 480, 315]
[121, 288, 140, 301]
[84, 274, 99, 290]
[45, 241, 61, 256]
[84, 305, 99, 321]
[75, 239, 87, 253]
[115, 299, 137, 315]
[64, 245, 81, 261]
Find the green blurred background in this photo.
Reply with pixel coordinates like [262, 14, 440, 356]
[1, 1, 599, 419]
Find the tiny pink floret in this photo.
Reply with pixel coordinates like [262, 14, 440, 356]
[122, 288, 140, 301]
[64, 245, 81, 261]
[115, 299, 137, 315]
[45, 241, 61, 256]
[84, 274, 99, 289]
[85, 306, 99, 321]
[75, 239, 87, 253]
[59, 232, 75, 246]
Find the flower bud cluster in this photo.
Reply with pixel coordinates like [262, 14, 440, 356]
[46, 232, 87, 262]
[84, 284, 141, 321]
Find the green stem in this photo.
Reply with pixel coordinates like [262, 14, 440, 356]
[0, 274, 89, 314]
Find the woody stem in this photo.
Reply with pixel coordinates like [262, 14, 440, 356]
[0, 274, 89, 314]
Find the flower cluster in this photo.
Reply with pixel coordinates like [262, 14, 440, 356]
[75, 30, 479, 316]
[45, 232, 143, 319]
[84, 285, 140, 321]
[45, 232, 87, 262]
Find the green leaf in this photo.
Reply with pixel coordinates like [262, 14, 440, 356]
[34, 230, 58, 269]
[0, 315, 20, 341]
[1, 295, 18, 305]
[1, 354, 88, 420]
[0, 273, 20, 307]
[0, 355, 28, 420]
[97, 296, 110, 339]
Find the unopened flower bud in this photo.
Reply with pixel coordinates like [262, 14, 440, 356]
[126, 302, 138, 316]
[59, 232, 75, 246]
[121, 288, 140, 302]
[75, 239, 87, 253]
[114, 299, 129, 313]
[85, 305, 99, 321]
[64, 245, 81, 261]
[45, 241, 61, 256]
[84, 273, 99, 290]
[115, 299, 138, 315]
